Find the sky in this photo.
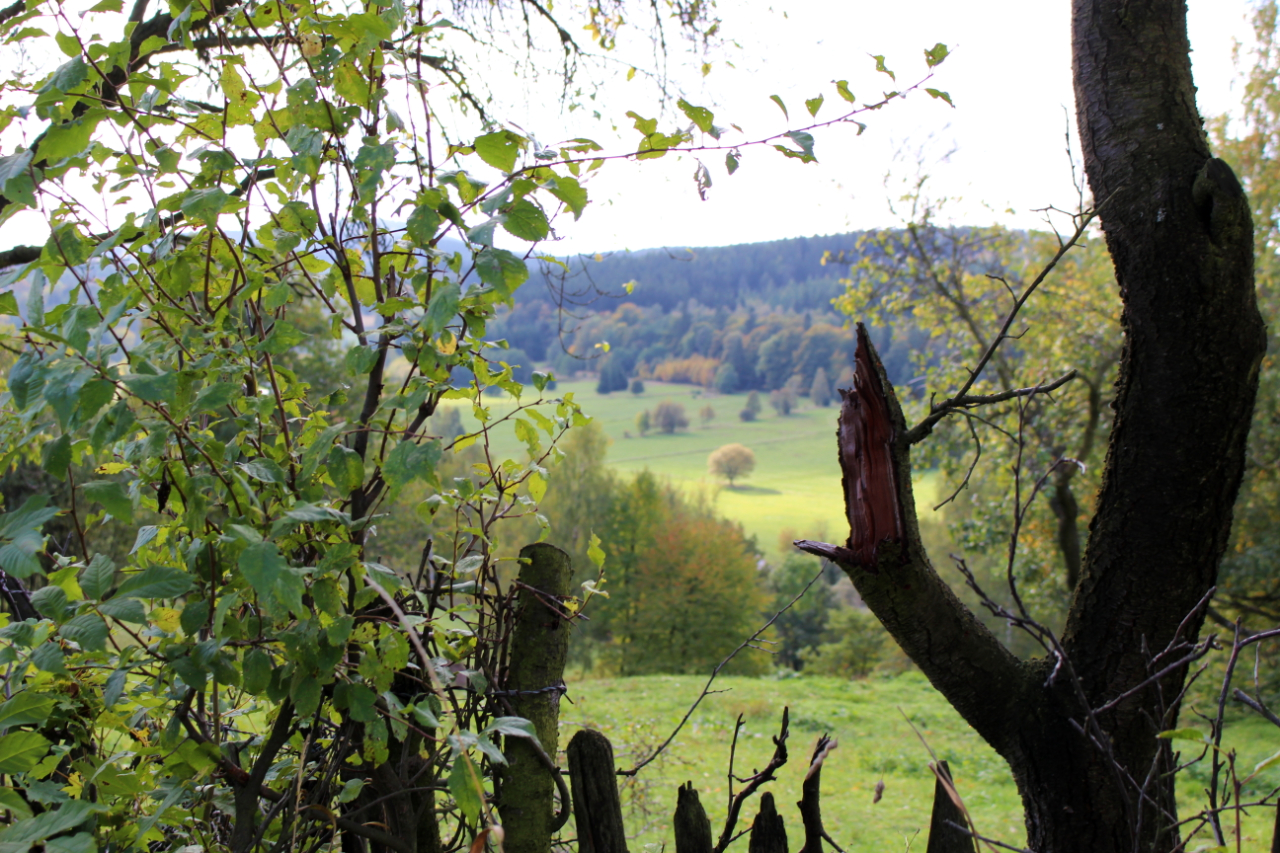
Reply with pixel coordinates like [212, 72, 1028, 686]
[537, 0, 1258, 255]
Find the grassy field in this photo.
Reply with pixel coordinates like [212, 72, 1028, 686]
[471, 378, 942, 559]
[561, 672, 1280, 852]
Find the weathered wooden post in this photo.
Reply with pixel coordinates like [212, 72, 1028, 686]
[499, 543, 573, 853]
[748, 792, 788, 853]
[567, 729, 629, 853]
[674, 782, 713, 853]
[925, 760, 976, 853]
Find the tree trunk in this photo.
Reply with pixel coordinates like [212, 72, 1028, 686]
[802, 104, 1263, 847]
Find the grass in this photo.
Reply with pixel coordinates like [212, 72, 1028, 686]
[472, 378, 935, 559]
[560, 672, 1280, 852]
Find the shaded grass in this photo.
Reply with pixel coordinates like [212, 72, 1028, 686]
[560, 672, 1280, 852]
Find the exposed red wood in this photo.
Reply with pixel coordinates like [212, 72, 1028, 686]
[837, 325, 904, 567]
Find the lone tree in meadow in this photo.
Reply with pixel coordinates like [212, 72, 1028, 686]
[740, 391, 763, 422]
[709, 443, 756, 487]
[653, 401, 690, 434]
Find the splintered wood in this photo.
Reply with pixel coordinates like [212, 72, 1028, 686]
[837, 325, 905, 567]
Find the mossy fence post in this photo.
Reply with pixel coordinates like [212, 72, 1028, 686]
[567, 729, 629, 853]
[499, 543, 573, 853]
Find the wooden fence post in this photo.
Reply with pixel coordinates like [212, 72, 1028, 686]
[748, 792, 788, 853]
[925, 760, 976, 853]
[499, 543, 573, 853]
[674, 782, 713, 853]
[567, 729, 629, 853]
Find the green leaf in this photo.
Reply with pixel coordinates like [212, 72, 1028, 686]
[123, 372, 177, 403]
[98, 597, 146, 623]
[0, 691, 56, 728]
[40, 434, 71, 479]
[180, 599, 209, 636]
[473, 130, 522, 173]
[483, 716, 541, 745]
[871, 54, 896, 81]
[345, 345, 381, 375]
[677, 99, 714, 134]
[39, 116, 99, 164]
[424, 282, 461, 334]
[239, 542, 285, 598]
[54, 30, 79, 57]
[180, 188, 230, 226]
[242, 648, 272, 695]
[292, 677, 321, 717]
[114, 566, 192, 599]
[327, 445, 365, 494]
[30, 642, 65, 674]
[406, 203, 441, 246]
[834, 80, 855, 103]
[474, 248, 528, 296]
[925, 88, 954, 107]
[0, 731, 51, 773]
[80, 553, 115, 600]
[1, 800, 101, 845]
[337, 779, 364, 804]
[0, 787, 32, 819]
[588, 533, 605, 569]
[805, 95, 824, 117]
[383, 439, 441, 494]
[259, 321, 307, 355]
[448, 753, 484, 821]
[81, 480, 132, 523]
[547, 176, 587, 220]
[192, 381, 242, 414]
[103, 669, 127, 706]
[0, 291, 18, 315]
[924, 42, 949, 67]
[768, 94, 788, 119]
[241, 458, 288, 483]
[502, 199, 549, 242]
[60, 613, 107, 652]
[0, 150, 36, 208]
[726, 152, 739, 175]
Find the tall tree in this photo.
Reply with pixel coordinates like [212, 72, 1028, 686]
[801, 3, 1265, 851]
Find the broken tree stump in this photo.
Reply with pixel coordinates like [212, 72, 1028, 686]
[925, 760, 976, 853]
[674, 782, 713, 853]
[748, 792, 788, 853]
[567, 729, 628, 853]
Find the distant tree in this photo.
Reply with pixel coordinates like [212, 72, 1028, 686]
[713, 362, 740, 393]
[810, 367, 833, 407]
[708, 443, 756, 486]
[597, 358, 629, 394]
[757, 329, 802, 389]
[770, 554, 836, 670]
[653, 401, 690, 433]
[630, 378, 646, 394]
[769, 387, 795, 416]
[740, 390, 763, 422]
[636, 409, 652, 436]
[802, 608, 891, 678]
[700, 404, 716, 428]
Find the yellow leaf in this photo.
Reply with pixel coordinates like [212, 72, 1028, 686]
[152, 607, 180, 633]
[97, 462, 131, 475]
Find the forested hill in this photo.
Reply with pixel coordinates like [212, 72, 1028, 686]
[526, 231, 870, 314]
[489, 230, 928, 395]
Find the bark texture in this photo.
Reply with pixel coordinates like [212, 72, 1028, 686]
[748, 793, 788, 853]
[567, 729, 629, 853]
[925, 762, 976, 853]
[499, 543, 573, 853]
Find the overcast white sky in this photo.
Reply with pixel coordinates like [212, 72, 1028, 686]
[540, 0, 1257, 254]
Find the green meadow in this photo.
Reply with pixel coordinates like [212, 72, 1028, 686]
[469, 378, 945, 559]
[561, 673, 1280, 852]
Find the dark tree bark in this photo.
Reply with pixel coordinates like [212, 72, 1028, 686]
[567, 729, 629, 853]
[800, 2, 1265, 846]
[748, 793, 788, 853]
[925, 762, 976, 853]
